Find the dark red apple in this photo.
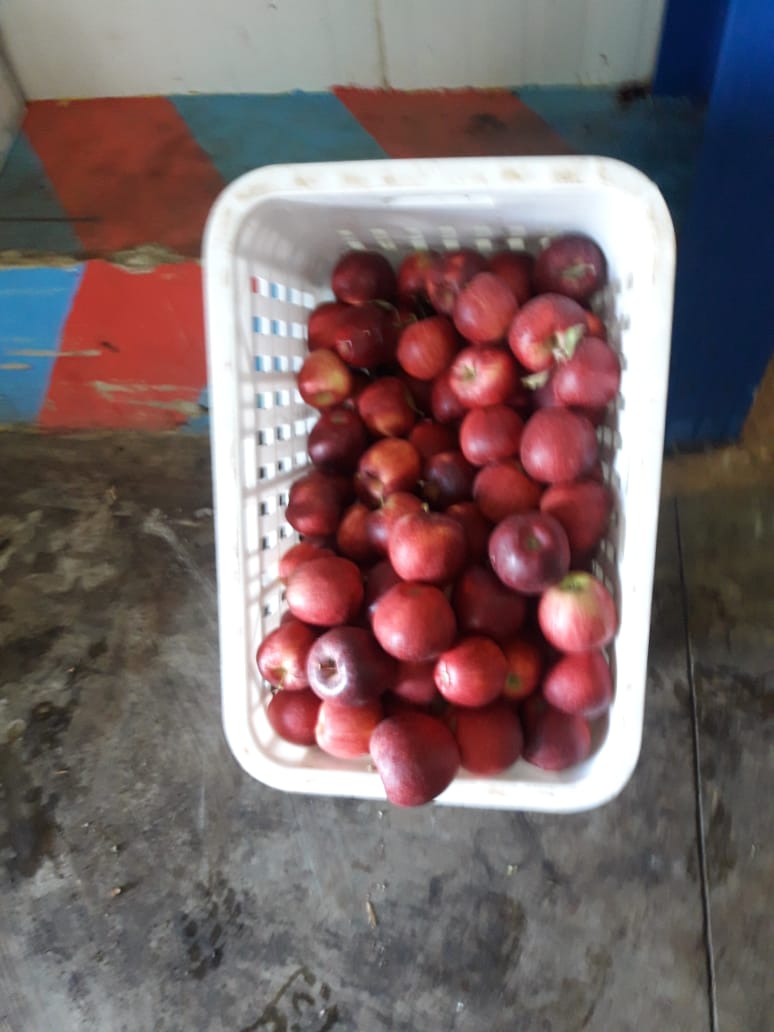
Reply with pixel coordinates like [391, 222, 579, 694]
[336, 501, 378, 564]
[279, 541, 335, 583]
[585, 310, 607, 339]
[356, 376, 417, 437]
[392, 660, 441, 706]
[308, 406, 368, 473]
[426, 249, 488, 315]
[306, 626, 395, 705]
[501, 636, 543, 701]
[307, 300, 350, 351]
[452, 565, 527, 644]
[397, 370, 434, 415]
[286, 556, 364, 627]
[488, 250, 534, 305]
[316, 699, 383, 758]
[534, 234, 607, 304]
[431, 369, 467, 424]
[459, 405, 524, 467]
[434, 636, 507, 708]
[520, 408, 598, 484]
[297, 349, 353, 409]
[397, 249, 439, 303]
[422, 450, 475, 508]
[370, 712, 460, 806]
[356, 438, 422, 505]
[286, 470, 345, 537]
[333, 302, 400, 368]
[448, 700, 523, 774]
[508, 293, 588, 372]
[388, 511, 466, 586]
[372, 582, 457, 661]
[543, 650, 613, 718]
[364, 560, 402, 621]
[538, 572, 617, 652]
[521, 694, 592, 771]
[473, 459, 543, 523]
[552, 336, 621, 408]
[488, 511, 570, 595]
[453, 272, 519, 345]
[257, 618, 317, 690]
[445, 501, 492, 563]
[408, 419, 458, 460]
[539, 479, 613, 556]
[332, 250, 397, 305]
[396, 315, 459, 380]
[449, 345, 520, 408]
[366, 492, 425, 556]
[267, 688, 321, 746]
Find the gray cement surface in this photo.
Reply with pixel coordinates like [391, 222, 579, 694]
[0, 434, 770, 1032]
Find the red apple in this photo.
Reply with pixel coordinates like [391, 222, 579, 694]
[397, 249, 439, 303]
[279, 541, 335, 583]
[286, 470, 346, 537]
[445, 501, 492, 563]
[370, 712, 460, 806]
[501, 636, 543, 701]
[449, 346, 520, 408]
[448, 701, 523, 774]
[533, 234, 607, 304]
[538, 572, 617, 652]
[543, 650, 613, 719]
[366, 492, 425, 556]
[434, 636, 507, 708]
[392, 660, 441, 706]
[421, 450, 476, 509]
[306, 626, 395, 705]
[308, 406, 368, 473]
[520, 408, 598, 484]
[453, 272, 518, 345]
[388, 511, 466, 586]
[257, 618, 317, 690]
[459, 405, 524, 466]
[488, 250, 534, 305]
[473, 460, 543, 523]
[408, 419, 458, 460]
[307, 300, 350, 351]
[397, 371, 434, 415]
[426, 249, 488, 315]
[585, 310, 607, 339]
[452, 565, 527, 643]
[364, 560, 402, 621]
[488, 511, 570, 595]
[521, 694, 592, 771]
[297, 349, 353, 409]
[356, 376, 417, 437]
[336, 501, 378, 564]
[552, 336, 621, 408]
[316, 699, 383, 758]
[333, 302, 400, 368]
[431, 369, 468, 424]
[356, 438, 422, 505]
[286, 556, 364, 627]
[372, 582, 457, 661]
[332, 250, 397, 305]
[539, 479, 613, 556]
[267, 688, 321, 746]
[396, 315, 459, 380]
[508, 293, 588, 372]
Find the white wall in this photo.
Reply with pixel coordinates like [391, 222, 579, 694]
[1, 0, 666, 99]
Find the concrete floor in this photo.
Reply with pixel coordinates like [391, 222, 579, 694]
[0, 433, 771, 1032]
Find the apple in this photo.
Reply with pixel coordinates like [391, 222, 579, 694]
[372, 582, 457, 661]
[388, 510, 467, 586]
[366, 491, 425, 556]
[307, 300, 350, 351]
[257, 618, 317, 690]
[520, 408, 598, 484]
[356, 376, 417, 437]
[397, 371, 434, 416]
[453, 272, 518, 345]
[449, 345, 520, 408]
[431, 369, 468, 424]
[308, 406, 368, 473]
[397, 249, 439, 303]
[501, 636, 543, 701]
[336, 501, 378, 564]
[286, 470, 346, 537]
[356, 438, 422, 505]
[434, 636, 507, 707]
[452, 565, 527, 643]
[392, 660, 441, 706]
[267, 688, 321, 746]
[551, 336, 621, 408]
[473, 459, 543, 523]
[396, 315, 459, 380]
[364, 560, 402, 621]
[426, 249, 488, 315]
[459, 405, 524, 467]
[584, 310, 607, 339]
[421, 450, 476, 509]
[538, 572, 617, 652]
[369, 711, 461, 806]
[332, 249, 397, 305]
[445, 501, 492, 563]
[533, 234, 607, 304]
[408, 419, 458, 460]
[508, 293, 588, 372]
[521, 694, 592, 771]
[539, 479, 613, 556]
[285, 556, 364, 627]
[333, 302, 400, 368]
[279, 541, 334, 583]
[543, 650, 613, 718]
[316, 699, 383, 758]
[306, 626, 395, 705]
[488, 511, 570, 595]
[297, 349, 353, 409]
[448, 700, 523, 774]
[488, 250, 534, 305]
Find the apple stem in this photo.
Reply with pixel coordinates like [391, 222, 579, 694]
[552, 323, 586, 362]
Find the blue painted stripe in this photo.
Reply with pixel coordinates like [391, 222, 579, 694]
[171, 92, 386, 183]
[0, 265, 85, 422]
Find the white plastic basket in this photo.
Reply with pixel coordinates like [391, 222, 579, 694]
[203, 156, 675, 812]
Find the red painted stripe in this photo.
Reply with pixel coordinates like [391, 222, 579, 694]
[23, 99, 224, 256]
[40, 260, 206, 430]
[334, 88, 572, 159]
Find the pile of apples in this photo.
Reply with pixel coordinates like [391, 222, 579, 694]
[258, 234, 622, 807]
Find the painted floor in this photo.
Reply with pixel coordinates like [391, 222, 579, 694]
[0, 432, 771, 1030]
